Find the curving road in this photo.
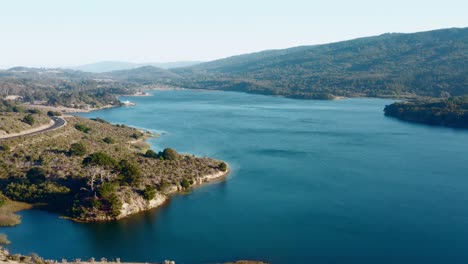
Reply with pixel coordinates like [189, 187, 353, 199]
[0, 116, 66, 141]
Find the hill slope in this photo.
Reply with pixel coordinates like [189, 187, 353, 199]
[170, 27, 468, 99]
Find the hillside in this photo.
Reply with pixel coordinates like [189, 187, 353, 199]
[168, 27, 467, 99]
[384, 96, 468, 128]
[103, 66, 180, 84]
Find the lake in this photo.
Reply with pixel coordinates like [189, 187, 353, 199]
[2, 90, 468, 264]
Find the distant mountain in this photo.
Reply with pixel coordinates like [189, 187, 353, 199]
[168, 27, 468, 99]
[103, 66, 180, 83]
[68, 61, 202, 73]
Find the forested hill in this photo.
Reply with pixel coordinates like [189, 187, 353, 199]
[169, 27, 468, 99]
[2, 28, 467, 104]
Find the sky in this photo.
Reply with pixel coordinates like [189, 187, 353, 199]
[0, 0, 467, 68]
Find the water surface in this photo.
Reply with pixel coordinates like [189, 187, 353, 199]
[3, 90, 468, 264]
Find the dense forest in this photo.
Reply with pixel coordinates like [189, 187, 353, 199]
[3, 27, 466, 104]
[384, 96, 468, 128]
[165, 27, 467, 99]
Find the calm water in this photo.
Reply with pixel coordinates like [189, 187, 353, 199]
[2, 90, 468, 264]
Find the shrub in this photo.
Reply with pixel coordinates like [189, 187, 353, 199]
[91, 117, 109, 124]
[102, 137, 115, 144]
[22, 114, 35, 125]
[161, 148, 179, 161]
[83, 152, 116, 168]
[98, 182, 119, 200]
[107, 193, 122, 217]
[47, 111, 62, 117]
[143, 185, 156, 201]
[12, 106, 24, 112]
[130, 132, 142, 140]
[144, 149, 158, 159]
[0, 192, 6, 207]
[69, 142, 87, 156]
[27, 109, 41, 114]
[4, 182, 69, 203]
[0, 145, 10, 152]
[218, 162, 228, 172]
[119, 160, 141, 186]
[74, 124, 91, 133]
[26, 167, 47, 184]
[180, 178, 191, 189]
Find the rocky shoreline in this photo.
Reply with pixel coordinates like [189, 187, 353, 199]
[76, 165, 230, 222]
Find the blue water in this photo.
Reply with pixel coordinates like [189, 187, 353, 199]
[2, 90, 468, 264]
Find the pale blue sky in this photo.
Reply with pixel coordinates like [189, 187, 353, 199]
[0, 0, 466, 68]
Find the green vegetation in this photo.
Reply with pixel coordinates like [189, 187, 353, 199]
[0, 192, 6, 206]
[167, 28, 467, 99]
[74, 124, 92, 133]
[0, 145, 9, 152]
[161, 148, 179, 160]
[21, 114, 35, 125]
[384, 96, 468, 128]
[47, 110, 62, 117]
[69, 142, 87, 156]
[144, 149, 159, 158]
[0, 108, 50, 135]
[218, 162, 228, 172]
[102, 137, 115, 144]
[180, 178, 191, 190]
[0, 115, 227, 222]
[143, 185, 157, 201]
[83, 152, 117, 168]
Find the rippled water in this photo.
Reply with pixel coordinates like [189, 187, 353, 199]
[2, 90, 468, 264]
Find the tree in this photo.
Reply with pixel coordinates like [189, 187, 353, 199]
[218, 162, 228, 172]
[144, 149, 158, 158]
[180, 178, 191, 189]
[82, 152, 116, 169]
[22, 114, 35, 125]
[161, 148, 179, 161]
[47, 111, 62, 117]
[69, 142, 87, 156]
[119, 159, 141, 186]
[143, 185, 157, 201]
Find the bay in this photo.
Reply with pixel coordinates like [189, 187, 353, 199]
[2, 90, 468, 263]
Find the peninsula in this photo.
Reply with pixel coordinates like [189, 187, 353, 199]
[0, 101, 229, 224]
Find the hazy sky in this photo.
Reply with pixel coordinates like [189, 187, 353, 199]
[0, 0, 466, 68]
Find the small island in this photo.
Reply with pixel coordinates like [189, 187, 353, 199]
[384, 96, 468, 129]
[0, 100, 229, 224]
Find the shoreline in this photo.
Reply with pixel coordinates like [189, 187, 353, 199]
[23, 103, 119, 114]
[73, 164, 230, 223]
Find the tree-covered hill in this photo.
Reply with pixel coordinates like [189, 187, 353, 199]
[384, 96, 468, 128]
[169, 27, 467, 99]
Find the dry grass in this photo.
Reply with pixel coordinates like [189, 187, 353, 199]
[0, 200, 32, 227]
[0, 234, 10, 245]
[0, 112, 50, 136]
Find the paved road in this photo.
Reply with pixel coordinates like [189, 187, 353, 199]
[0, 116, 66, 141]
